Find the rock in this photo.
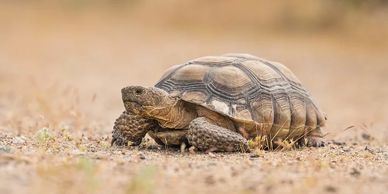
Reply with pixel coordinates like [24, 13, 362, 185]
[361, 133, 373, 141]
[12, 136, 26, 145]
[208, 152, 216, 158]
[364, 146, 375, 154]
[249, 154, 261, 160]
[0, 145, 12, 153]
[138, 153, 146, 160]
[324, 185, 337, 192]
[342, 147, 351, 152]
[204, 175, 216, 185]
[189, 146, 196, 154]
[350, 168, 361, 177]
[331, 140, 346, 146]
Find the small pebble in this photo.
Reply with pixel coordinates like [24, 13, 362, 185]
[231, 167, 239, 177]
[189, 146, 196, 154]
[0, 145, 12, 153]
[204, 175, 216, 185]
[325, 185, 337, 192]
[342, 147, 351, 152]
[332, 140, 346, 146]
[208, 152, 216, 157]
[139, 153, 146, 160]
[350, 168, 361, 177]
[12, 136, 26, 145]
[364, 146, 374, 154]
[361, 133, 372, 141]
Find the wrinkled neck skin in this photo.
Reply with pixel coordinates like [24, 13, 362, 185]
[142, 100, 197, 129]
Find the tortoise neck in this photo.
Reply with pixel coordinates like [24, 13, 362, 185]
[143, 100, 196, 129]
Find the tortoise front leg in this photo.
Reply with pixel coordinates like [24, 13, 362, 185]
[112, 111, 158, 146]
[186, 117, 249, 152]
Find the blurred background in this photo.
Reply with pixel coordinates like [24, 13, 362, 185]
[1, 0, 388, 140]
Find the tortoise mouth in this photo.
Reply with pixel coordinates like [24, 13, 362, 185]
[121, 86, 147, 113]
[123, 101, 143, 114]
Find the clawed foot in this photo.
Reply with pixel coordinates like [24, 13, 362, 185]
[111, 111, 155, 147]
[111, 132, 141, 146]
[306, 137, 325, 147]
[297, 136, 325, 147]
[187, 117, 249, 152]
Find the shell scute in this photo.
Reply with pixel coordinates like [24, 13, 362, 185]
[155, 54, 325, 139]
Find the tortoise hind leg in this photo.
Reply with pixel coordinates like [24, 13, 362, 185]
[187, 117, 249, 152]
[298, 127, 325, 147]
[306, 137, 324, 147]
[306, 127, 325, 147]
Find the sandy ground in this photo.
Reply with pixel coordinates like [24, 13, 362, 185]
[1, 3, 388, 194]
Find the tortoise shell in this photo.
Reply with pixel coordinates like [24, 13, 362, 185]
[155, 53, 325, 139]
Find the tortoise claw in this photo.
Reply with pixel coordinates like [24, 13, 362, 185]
[306, 137, 325, 147]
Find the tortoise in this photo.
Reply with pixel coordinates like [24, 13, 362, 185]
[111, 53, 325, 152]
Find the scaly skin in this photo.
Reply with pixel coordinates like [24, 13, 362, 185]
[112, 111, 323, 150]
[113, 86, 324, 152]
[112, 111, 188, 147]
[112, 111, 249, 151]
[112, 111, 158, 146]
[187, 117, 249, 152]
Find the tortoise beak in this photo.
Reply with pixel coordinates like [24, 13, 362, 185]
[121, 86, 146, 103]
[121, 86, 146, 114]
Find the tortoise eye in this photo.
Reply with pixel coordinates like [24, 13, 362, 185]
[135, 89, 143, 95]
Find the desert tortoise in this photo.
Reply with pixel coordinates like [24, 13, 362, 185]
[112, 53, 325, 152]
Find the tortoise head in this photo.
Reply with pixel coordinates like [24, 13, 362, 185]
[121, 86, 176, 116]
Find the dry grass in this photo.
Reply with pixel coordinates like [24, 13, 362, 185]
[1, 2, 388, 194]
